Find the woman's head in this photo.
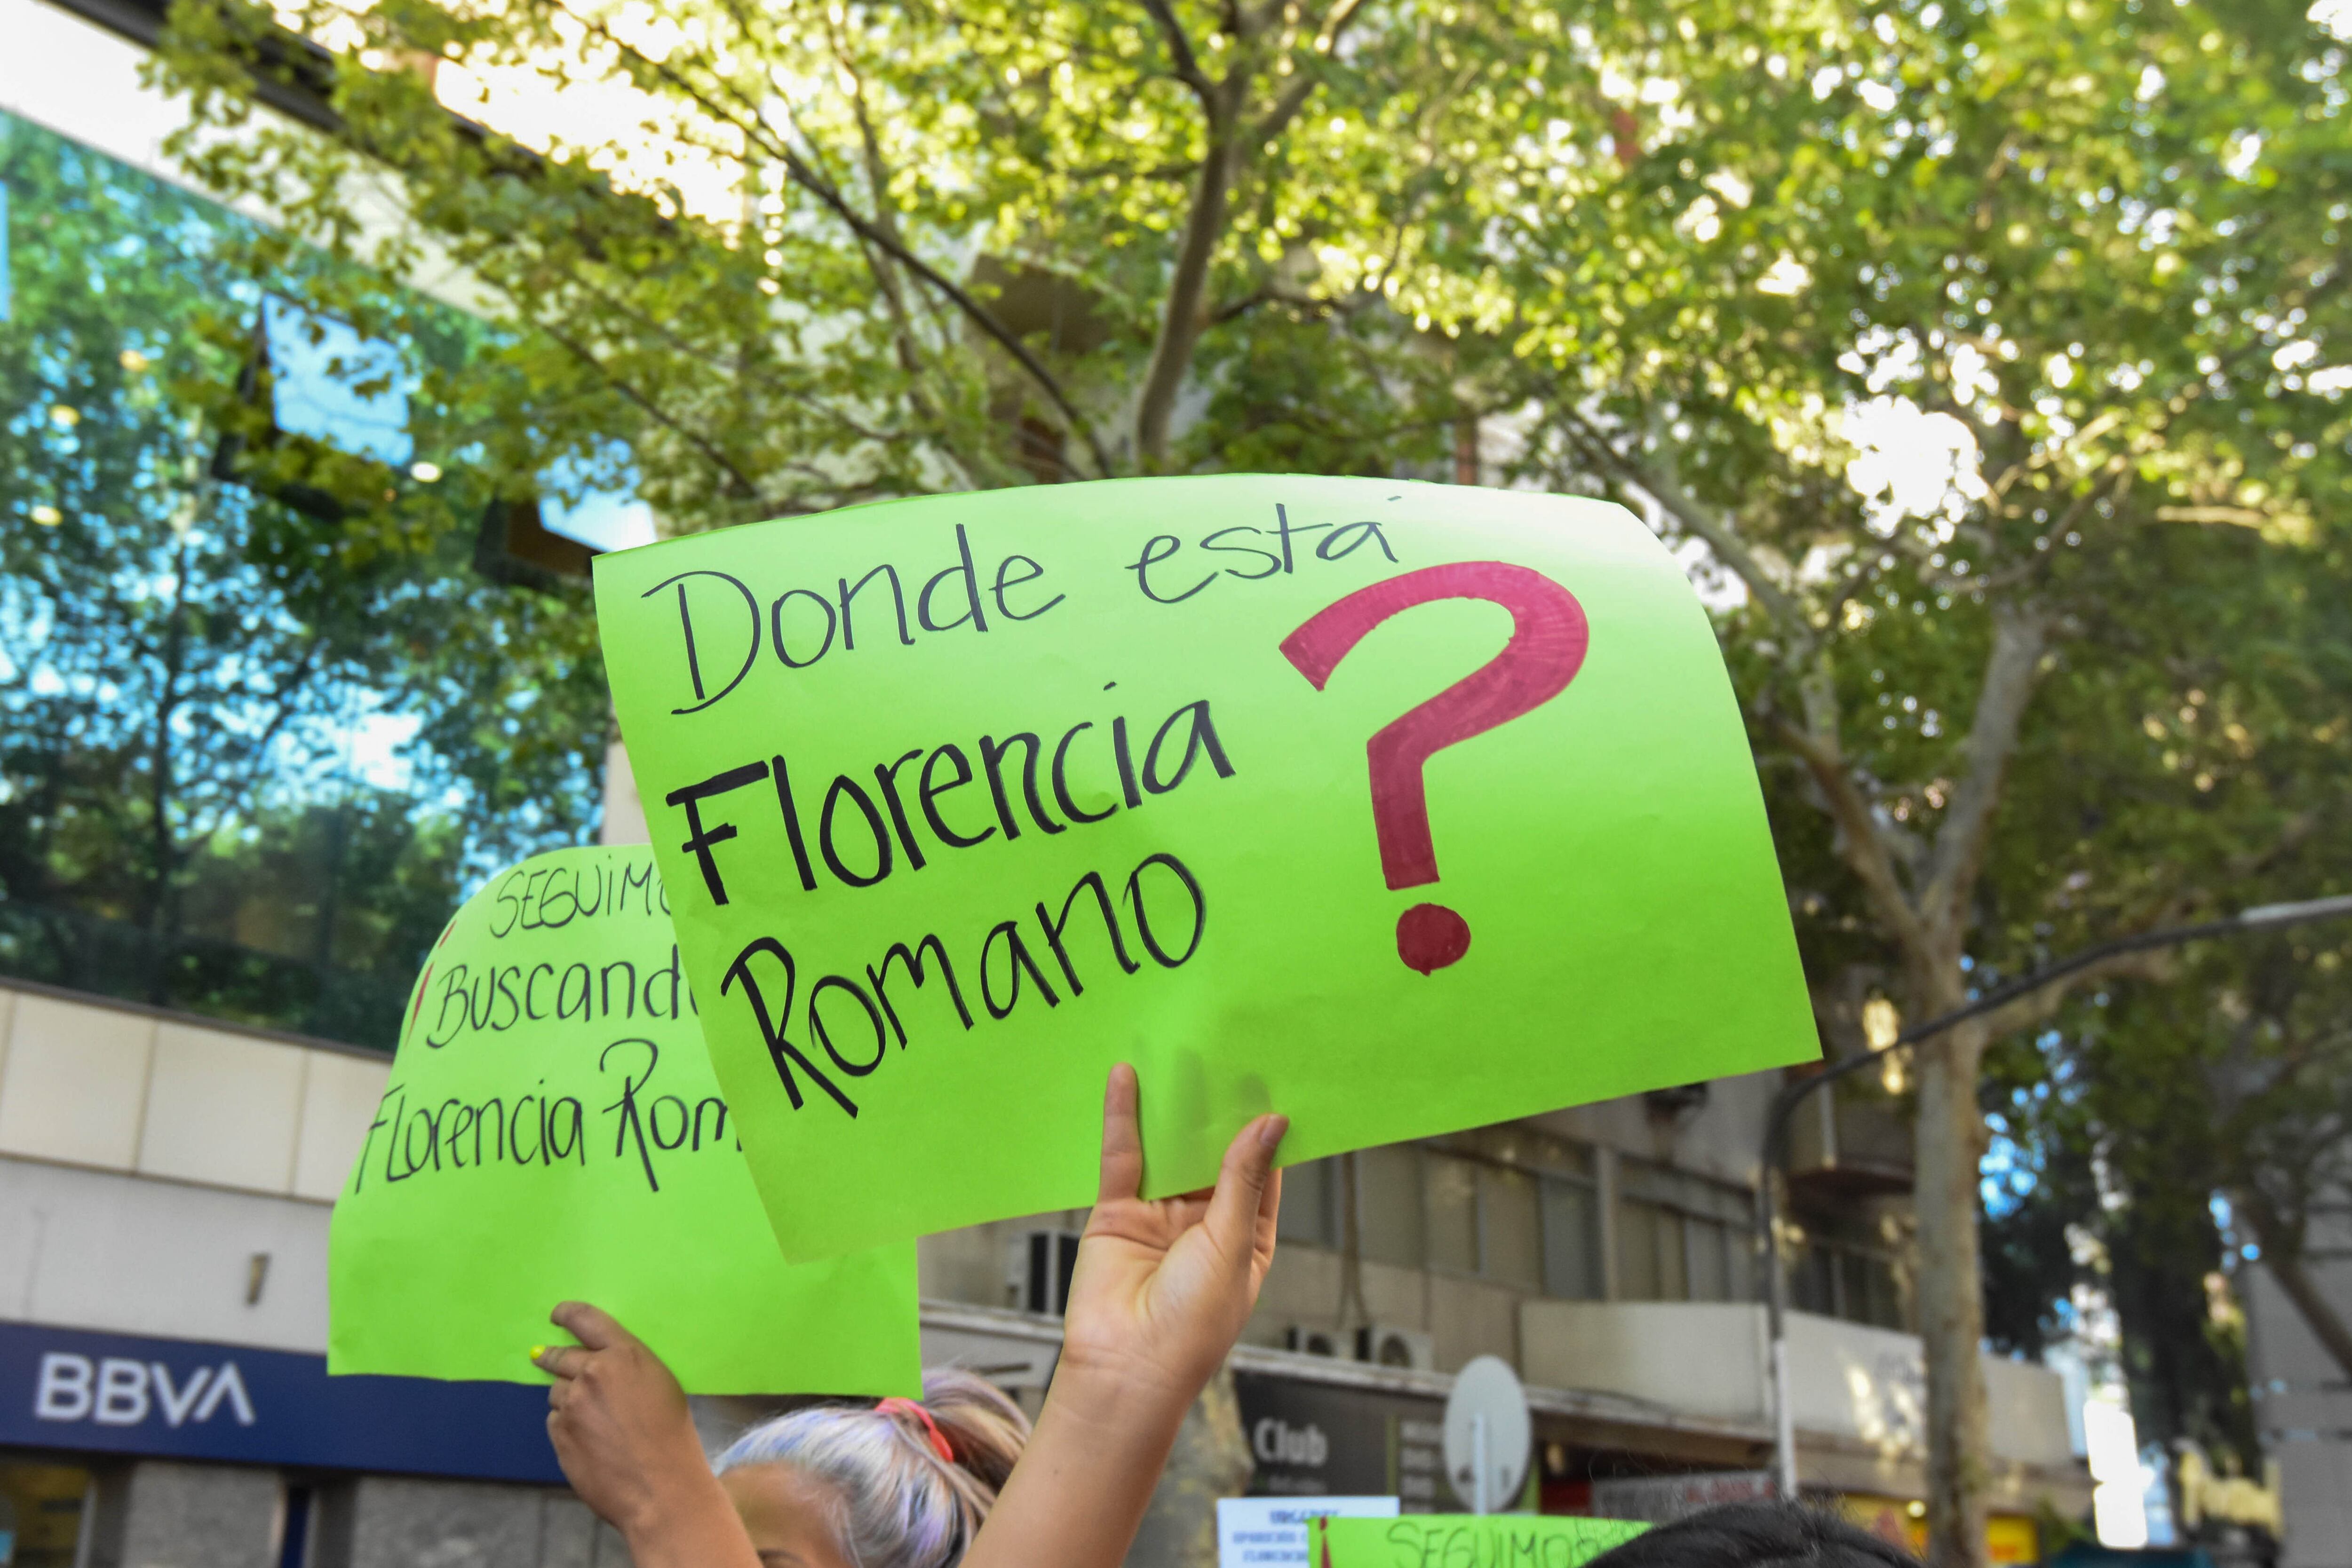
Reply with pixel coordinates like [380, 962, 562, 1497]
[1584, 1502, 1923, 1568]
[713, 1369, 1031, 1568]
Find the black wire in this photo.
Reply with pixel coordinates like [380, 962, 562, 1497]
[1760, 897, 2352, 1182]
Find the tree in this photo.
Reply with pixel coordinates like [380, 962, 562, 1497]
[1979, 1041, 2266, 1487]
[0, 104, 610, 1044]
[1988, 928, 2352, 1400]
[143, 0, 1699, 521]
[143, 4, 1666, 1526]
[139, 0, 2352, 1557]
[1447, 0, 2351, 1560]
[1973, 409, 2352, 1416]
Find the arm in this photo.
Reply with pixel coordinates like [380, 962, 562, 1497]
[532, 1061, 1285, 1568]
[532, 1303, 760, 1568]
[962, 1062, 1287, 1568]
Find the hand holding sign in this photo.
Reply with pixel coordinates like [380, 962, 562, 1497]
[1061, 1064, 1286, 1406]
[595, 475, 1815, 1260]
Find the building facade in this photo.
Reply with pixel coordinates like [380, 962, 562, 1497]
[2246, 1200, 2352, 1568]
[0, 1, 2095, 1562]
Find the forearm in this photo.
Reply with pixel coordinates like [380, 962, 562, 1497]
[615, 1472, 762, 1568]
[962, 1367, 1192, 1568]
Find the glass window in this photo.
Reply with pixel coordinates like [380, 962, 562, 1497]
[1727, 1223, 1757, 1303]
[1540, 1176, 1603, 1299]
[1480, 1164, 1542, 1289]
[1278, 1157, 1335, 1246]
[1687, 1215, 1731, 1301]
[1789, 1239, 1834, 1315]
[539, 438, 658, 552]
[0, 108, 617, 1050]
[1356, 1144, 1425, 1268]
[263, 297, 416, 466]
[0, 1461, 90, 1568]
[1787, 1236, 1902, 1327]
[1840, 1250, 1905, 1330]
[1424, 1152, 1479, 1274]
[1618, 1199, 1688, 1300]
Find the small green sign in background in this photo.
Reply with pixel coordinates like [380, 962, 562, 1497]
[327, 845, 921, 1394]
[1312, 1514, 1650, 1568]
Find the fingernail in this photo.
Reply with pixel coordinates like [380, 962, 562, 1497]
[1260, 1114, 1289, 1150]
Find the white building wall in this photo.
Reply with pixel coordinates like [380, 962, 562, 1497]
[0, 982, 390, 1355]
[2247, 1206, 2352, 1568]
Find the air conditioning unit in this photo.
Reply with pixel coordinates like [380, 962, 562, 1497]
[1355, 1324, 1435, 1370]
[1285, 1324, 1346, 1357]
[1006, 1230, 1082, 1316]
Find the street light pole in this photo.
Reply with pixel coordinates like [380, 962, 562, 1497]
[1754, 893, 2352, 1500]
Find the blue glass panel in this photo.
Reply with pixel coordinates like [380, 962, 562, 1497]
[540, 438, 656, 551]
[263, 296, 414, 466]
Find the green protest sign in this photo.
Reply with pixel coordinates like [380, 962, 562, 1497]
[327, 844, 922, 1395]
[596, 475, 1814, 1259]
[1310, 1514, 1650, 1568]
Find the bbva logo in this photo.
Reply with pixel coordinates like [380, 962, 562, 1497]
[32, 1354, 256, 1429]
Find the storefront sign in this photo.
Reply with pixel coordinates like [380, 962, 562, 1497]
[1834, 1496, 2039, 1566]
[0, 1320, 563, 1484]
[1236, 1371, 1450, 1510]
[1217, 1496, 1398, 1568]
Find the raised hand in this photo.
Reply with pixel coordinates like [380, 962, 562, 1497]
[533, 1303, 757, 1568]
[963, 1065, 1288, 1568]
[1058, 1062, 1288, 1407]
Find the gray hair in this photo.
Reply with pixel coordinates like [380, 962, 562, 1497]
[713, 1370, 1030, 1568]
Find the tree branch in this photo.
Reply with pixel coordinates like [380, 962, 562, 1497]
[534, 320, 764, 499]
[1918, 603, 2050, 939]
[1965, 944, 2180, 1040]
[548, 0, 1116, 477]
[1556, 411, 1810, 640]
[1772, 710, 1935, 958]
[1138, 0, 1218, 110]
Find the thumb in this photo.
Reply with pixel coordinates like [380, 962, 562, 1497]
[1202, 1114, 1287, 1263]
[1097, 1063, 1144, 1205]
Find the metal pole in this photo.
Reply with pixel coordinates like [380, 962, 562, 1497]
[1757, 1177, 1799, 1498]
[1749, 893, 2352, 1495]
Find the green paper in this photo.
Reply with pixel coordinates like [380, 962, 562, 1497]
[595, 475, 1815, 1260]
[1311, 1514, 1651, 1567]
[327, 844, 922, 1395]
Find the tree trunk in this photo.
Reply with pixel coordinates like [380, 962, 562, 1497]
[1914, 1018, 1992, 1568]
[2237, 1195, 2352, 1383]
[1134, 140, 1236, 469]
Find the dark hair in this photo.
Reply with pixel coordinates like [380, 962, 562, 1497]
[1584, 1502, 1923, 1568]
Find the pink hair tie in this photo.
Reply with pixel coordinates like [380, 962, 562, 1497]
[875, 1396, 956, 1464]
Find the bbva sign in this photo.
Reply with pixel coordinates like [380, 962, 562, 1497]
[33, 1354, 255, 1429]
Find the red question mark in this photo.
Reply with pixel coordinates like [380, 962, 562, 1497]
[1279, 562, 1591, 974]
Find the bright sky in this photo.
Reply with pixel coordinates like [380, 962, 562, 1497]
[430, 4, 751, 226]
